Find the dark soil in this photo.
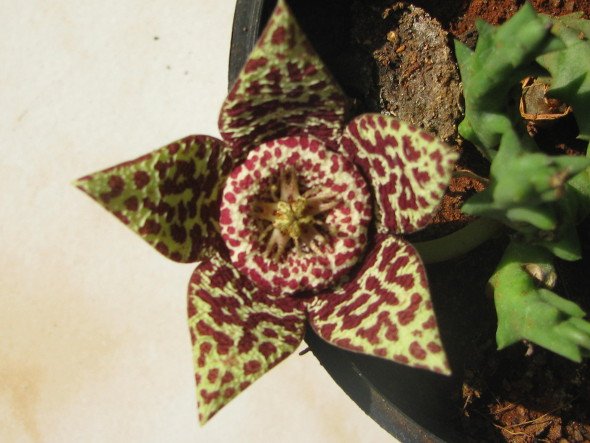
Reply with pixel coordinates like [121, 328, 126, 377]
[289, 1, 590, 441]
[349, 2, 463, 143]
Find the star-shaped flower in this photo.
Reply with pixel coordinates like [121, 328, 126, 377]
[76, 0, 458, 424]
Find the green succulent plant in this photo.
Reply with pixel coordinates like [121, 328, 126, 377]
[452, 2, 590, 361]
[492, 241, 590, 362]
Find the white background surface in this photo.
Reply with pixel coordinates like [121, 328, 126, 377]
[1, 1, 397, 441]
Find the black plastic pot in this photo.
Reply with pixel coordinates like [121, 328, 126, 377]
[227, 2, 496, 442]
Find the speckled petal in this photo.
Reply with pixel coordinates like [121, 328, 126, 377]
[188, 254, 306, 424]
[219, 0, 349, 160]
[341, 114, 458, 234]
[75, 135, 235, 262]
[307, 235, 450, 375]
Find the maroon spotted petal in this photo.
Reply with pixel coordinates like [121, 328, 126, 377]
[219, 0, 349, 160]
[307, 235, 450, 375]
[341, 114, 458, 234]
[75, 135, 236, 262]
[188, 254, 306, 424]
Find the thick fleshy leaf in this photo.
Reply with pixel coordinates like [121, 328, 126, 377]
[76, 135, 235, 262]
[219, 0, 349, 159]
[307, 235, 450, 375]
[341, 114, 458, 234]
[187, 254, 306, 424]
[536, 13, 590, 140]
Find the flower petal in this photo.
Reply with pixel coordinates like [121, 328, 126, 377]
[341, 114, 458, 234]
[188, 254, 306, 424]
[219, 0, 349, 159]
[307, 235, 450, 375]
[75, 135, 235, 262]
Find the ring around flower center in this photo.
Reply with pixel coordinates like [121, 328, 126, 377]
[219, 135, 372, 295]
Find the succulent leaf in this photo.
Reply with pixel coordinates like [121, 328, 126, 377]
[491, 241, 590, 362]
[307, 235, 450, 375]
[456, 3, 554, 158]
[341, 114, 458, 235]
[219, 0, 349, 159]
[537, 13, 590, 140]
[462, 125, 590, 258]
[188, 254, 306, 424]
[457, 7, 590, 260]
[75, 135, 235, 262]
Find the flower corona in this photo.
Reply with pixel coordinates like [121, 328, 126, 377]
[220, 135, 371, 295]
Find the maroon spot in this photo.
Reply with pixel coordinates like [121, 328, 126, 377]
[246, 80, 262, 95]
[283, 335, 300, 346]
[244, 57, 268, 73]
[221, 372, 234, 384]
[168, 143, 180, 154]
[374, 348, 387, 357]
[394, 354, 409, 364]
[170, 252, 182, 261]
[124, 196, 139, 211]
[225, 192, 236, 204]
[398, 175, 419, 211]
[310, 80, 327, 91]
[113, 211, 130, 224]
[422, 315, 437, 330]
[133, 171, 150, 189]
[385, 263, 414, 290]
[200, 389, 220, 405]
[170, 224, 187, 243]
[427, 342, 442, 353]
[188, 298, 197, 318]
[271, 26, 286, 44]
[429, 150, 445, 176]
[287, 62, 303, 82]
[99, 175, 125, 202]
[209, 268, 229, 289]
[207, 368, 219, 383]
[262, 328, 278, 339]
[258, 341, 277, 358]
[243, 360, 261, 375]
[303, 63, 318, 76]
[397, 293, 423, 326]
[409, 341, 427, 360]
[223, 387, 236, 399]
[108, 175, 124, 191]
[318, 323, 336, 340]
[196, 320, 234, 354]
[402, 135, 421, 161]
[237, 331, 257, 354]
[139, 220, 161, 235]
[155, 242, 169, 256]
[265, 67, 282, 84]
[420, 131, 434, 142]
[333, 338, 364, 352]
[219, 208, 231, 225]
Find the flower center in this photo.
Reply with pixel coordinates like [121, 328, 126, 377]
[219, 135, 372, 295]
[252, 166, 340, 261]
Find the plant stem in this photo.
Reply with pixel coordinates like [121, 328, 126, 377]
[413, 218, 503, 264]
